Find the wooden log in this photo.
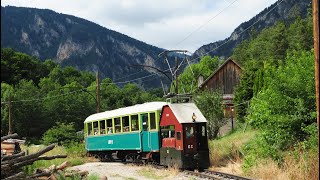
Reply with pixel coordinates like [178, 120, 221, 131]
[1, 134, 71, 180]
[4, 154, 67, 169]
[29, 172, 52, 178]
[1, 151, 25, 161]
[48, 164, 56, 171]
[49, 174, 58, 180]
[3, 171, 25, 180]
[64, 170, 89, 177]
[56, 161, 71, 170]
[1, 144, 55, 165]
[1, 133, 19, 142]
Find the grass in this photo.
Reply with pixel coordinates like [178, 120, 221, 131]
[208, 128, 257, 167]
[208, 127, 319, 180]
[137, 165, 179, 180]
[111, 173, 138, 180]
[247, 147, 319, 180]
[21, 143, 91, 175]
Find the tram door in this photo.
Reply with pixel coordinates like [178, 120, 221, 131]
[140, 113, 150, 152]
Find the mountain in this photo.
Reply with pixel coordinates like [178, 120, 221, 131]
[1, 6, 177, 89]
[192, 0, 311, 61]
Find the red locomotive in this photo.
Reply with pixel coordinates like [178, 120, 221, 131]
[159, 103, 210, 169]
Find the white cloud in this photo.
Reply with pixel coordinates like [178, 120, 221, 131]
[1, 0, 278, 52]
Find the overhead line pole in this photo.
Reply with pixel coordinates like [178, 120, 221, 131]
[96, 71, 101, 113]
[8, 96, 12, 135]
[312, 0, 319, 145]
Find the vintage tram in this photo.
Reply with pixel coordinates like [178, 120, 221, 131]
[84, 101, 210, 169]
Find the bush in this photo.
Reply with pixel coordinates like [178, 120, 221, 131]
[194, 90, 225, 139]
[42, 122, 82, 145]
[65, 141, 86, 157]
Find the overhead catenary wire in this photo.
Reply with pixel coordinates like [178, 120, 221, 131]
[173, 0, 239, 49]
[188, 0, 285, 64]
[4, 0, 284, 104]
[97, 0, 240, 83]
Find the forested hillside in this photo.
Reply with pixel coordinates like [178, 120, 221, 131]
[1, 6, 176, 89]
[1, 49, 163, 142]
[192, 0, 310, 60]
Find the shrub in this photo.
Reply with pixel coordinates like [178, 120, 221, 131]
[42, 122, 82, 145]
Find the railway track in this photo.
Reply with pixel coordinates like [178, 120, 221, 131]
[184, 169, 253, 180]
[122, 160, 253, 180]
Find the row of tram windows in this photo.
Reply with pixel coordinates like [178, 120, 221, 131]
[86, 112, 158, 136]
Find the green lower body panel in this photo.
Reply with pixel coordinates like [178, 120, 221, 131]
[85, 132, 141, 151]
[160, 148, 210, 169]
[142, 131, 160, 152]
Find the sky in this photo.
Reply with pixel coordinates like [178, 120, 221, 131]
[1, 0, 278, 53]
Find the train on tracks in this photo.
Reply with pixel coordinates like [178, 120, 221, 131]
[84, 101, 210, 169]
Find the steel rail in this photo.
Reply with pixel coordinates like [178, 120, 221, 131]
[184, 169, 253, 180]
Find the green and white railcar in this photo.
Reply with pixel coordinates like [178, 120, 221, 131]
[84, 101, 167, 161]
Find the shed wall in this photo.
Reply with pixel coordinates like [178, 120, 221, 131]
[200, 60, 241, 94]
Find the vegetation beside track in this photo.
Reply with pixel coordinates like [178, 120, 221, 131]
[208, 126, 318, 180]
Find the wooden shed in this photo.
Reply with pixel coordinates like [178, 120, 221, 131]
[198, 58, 242, 118]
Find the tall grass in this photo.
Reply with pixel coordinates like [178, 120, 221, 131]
[208, 127, 319, 180]
[247, 149, 319, 180]
[208, 128, 257, 167]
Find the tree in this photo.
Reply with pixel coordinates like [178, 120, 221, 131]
[1, 48, 51, 85]
[1, 83, 14, 136]
[194, 90, 225, 139]
[11, 80, 45, 140]
[42, 122, 81, 145]
[247, 50, 316, 150]
[178, 55, 220, 93]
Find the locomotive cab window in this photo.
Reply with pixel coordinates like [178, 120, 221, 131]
[107, 119, 113, 134]
[185, 126, 194, 138]
[176, 132, 181, 140]
[131, 115, 139, 131]
[122, 116, 130, 132]
[93, 121, 99, 135]
[202, 125, 206, 137]
[115, 118, 121, 133]
[161, 125, 175, 138]
[99, 120, 106, 134]
[150, 112, 156, 130]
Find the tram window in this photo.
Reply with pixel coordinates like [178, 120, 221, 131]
[141, 114, 149, 131]
[150, 113, 156, 130]
[88, 123, 93, 136]
[185, 126, 194, 138]
[131, 115, 139, 131]
[122, 116, 130, 132]
[202, 125, 206, 137]
[107, 119, 113, 134]
[115, 118, 121, 133]
[93, 121, 99, 135]
[176, 132, 181, 140]
[99, 120, 106, 134]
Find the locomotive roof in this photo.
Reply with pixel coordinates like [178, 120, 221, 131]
[84, 101, 168, 123]
[164, 103, 207, 123]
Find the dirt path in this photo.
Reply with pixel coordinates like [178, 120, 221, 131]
[69, 162, 192, 180]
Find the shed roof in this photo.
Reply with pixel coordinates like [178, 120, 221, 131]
[84, 101, 168, 123]
[164, 103, 207, 123]
[198, 58, 242, 89]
